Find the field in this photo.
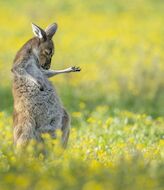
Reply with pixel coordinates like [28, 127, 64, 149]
[0, 0, 164, 189]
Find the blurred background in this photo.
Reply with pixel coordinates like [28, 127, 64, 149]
[0, 0, 164, 117]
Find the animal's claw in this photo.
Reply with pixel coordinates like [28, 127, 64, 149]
[71, 66, 81, 72]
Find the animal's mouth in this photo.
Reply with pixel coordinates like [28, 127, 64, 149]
[43, 65, 50, 70]
[41, 63, 50, 70]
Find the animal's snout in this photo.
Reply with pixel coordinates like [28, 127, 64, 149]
[45, 60, 51, 70]
[45, 65, 50, 70]
[41, 58, 51, 70]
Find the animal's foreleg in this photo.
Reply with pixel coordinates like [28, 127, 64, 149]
[12, 64, 43, 89]
[42, 66, 81, 78]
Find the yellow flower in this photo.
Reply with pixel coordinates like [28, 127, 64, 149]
[83, 181, 104, 190]
[72, 112, 82, 118]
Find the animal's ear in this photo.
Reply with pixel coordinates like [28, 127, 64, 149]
[45, 23, 58, 39]
[31, 23, 47, 40]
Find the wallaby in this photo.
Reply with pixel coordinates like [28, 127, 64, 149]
[11, 23, 80, 148]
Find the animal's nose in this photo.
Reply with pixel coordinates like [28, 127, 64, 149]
[45, 62, 50, 69]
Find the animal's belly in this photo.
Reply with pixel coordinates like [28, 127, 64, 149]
[32, 88, 63, 127]
[13, 80, 63, 128]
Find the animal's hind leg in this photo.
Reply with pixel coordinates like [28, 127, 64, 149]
[13, 118, 38, 148]
[61, 109, 70, 148]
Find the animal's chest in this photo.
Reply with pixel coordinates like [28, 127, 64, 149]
[33, 84, 61, 110]
[32, 86, 62, 125]
[26, 71, 61, 107]
[14, 71, 61, 112]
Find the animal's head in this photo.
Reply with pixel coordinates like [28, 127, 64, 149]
[31, 23, 57, 70]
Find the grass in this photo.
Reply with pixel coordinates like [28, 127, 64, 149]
[0, 109, 164, 190]
[0, 0, 164, 189]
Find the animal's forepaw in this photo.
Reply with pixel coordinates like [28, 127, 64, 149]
[71, 66, 81, 72]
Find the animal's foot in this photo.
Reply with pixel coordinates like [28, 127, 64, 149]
[71, 66, 81, 72]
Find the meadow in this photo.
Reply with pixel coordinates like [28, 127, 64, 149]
[0, 0, 164, 189]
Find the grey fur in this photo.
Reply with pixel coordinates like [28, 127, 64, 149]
[12, 23, 80, 148]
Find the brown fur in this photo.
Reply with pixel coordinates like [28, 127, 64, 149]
[11, 23, 81, 149]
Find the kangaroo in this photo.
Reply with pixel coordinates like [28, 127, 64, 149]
[11, 23, 80, 148]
